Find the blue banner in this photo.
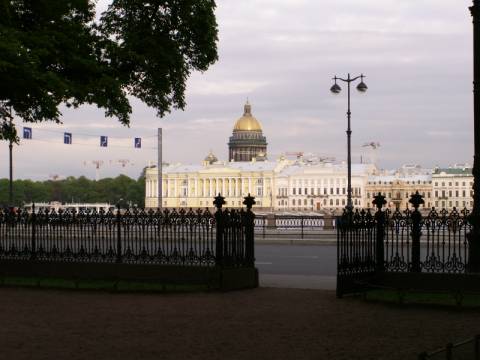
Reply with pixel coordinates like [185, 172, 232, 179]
[100, 136, 108, 147]
[64, 132, 72, 144]
[23, 127, 32, 139]
[134, 137, 141, 148]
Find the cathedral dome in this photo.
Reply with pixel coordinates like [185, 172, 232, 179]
[233, 101, 262, 132]
[204, 150, 218, 164]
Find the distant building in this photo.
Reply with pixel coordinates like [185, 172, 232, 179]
[365, 165, 433, 209]
[145, 159, 286, 209]
[228, 101, 267, 162]
[432, 165, 473, 210]
[145, 102, 474, 212]
[23, 202, 114, 213]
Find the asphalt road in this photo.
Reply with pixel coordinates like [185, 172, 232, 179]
[255, 244, 336, 276]
[254, 244, 337, 290]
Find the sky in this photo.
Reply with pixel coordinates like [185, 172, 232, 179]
[0, 0, 475, 180]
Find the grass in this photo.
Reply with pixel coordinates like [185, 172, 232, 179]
[362, 289, 480, 308]
[0, 276, 211, 293]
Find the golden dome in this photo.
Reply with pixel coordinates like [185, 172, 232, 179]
[233, 102, 262, 132]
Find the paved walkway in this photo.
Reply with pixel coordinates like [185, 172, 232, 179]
[2, 286, 479, 360]
[260, 274, 336, 290]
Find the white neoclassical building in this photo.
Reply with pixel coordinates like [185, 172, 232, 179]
[145, 157, 376, 212]
[145, 158, 289, 209]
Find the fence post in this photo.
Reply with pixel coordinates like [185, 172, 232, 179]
[214, 194, 226, 267]
[373, 193, 386, 273]
[243, 194, 256, 267]
[446, 343, 453, 360]
[30, 203, 36, 260]
[301, 216, 304, 239]
[116, 204, 122, 263]
[475, 334, 480, 360]
[409, 191, 424, 273]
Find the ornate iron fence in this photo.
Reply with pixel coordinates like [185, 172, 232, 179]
[0, 195, 256, 268]
[337, 192, 473, 295]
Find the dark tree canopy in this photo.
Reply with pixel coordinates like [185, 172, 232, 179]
[0, 0, 218, 141]
[0, 174, 146, 207]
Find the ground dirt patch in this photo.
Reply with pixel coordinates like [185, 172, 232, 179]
[1, 287, 478, 360]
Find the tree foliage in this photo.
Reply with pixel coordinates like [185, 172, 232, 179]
[0, 174, 146, 207]
[0, 0, 218, 140]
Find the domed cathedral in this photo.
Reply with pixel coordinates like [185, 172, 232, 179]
[228, 101, 268, 162]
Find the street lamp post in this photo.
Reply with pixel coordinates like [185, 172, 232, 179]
[8, 114, 13, 206]
[469, 0, 480, 272]
[330, 73, 368, 210]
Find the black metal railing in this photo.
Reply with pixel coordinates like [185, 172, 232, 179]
[418, 335, 480, 360]
[0, 195, 256, 268]
[254, 214, 336, 239]
[338, 192, 472, 276]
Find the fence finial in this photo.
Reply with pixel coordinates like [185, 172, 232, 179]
[243, 193, 256, 210]
[213, 193, 226, 209]
[372, 193, 386, 210]
[409, 191, 424, 210]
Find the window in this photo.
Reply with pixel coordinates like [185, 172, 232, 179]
[304, 199, 307, 206]
[336, 199, 339, 205]
[293, 188, 296, 195]
[456, 190, 459, 197]
[292, 199, 296, 206]
[342, 199, 345, 205]
[311, 188, 314, 195]
[298, 188, 302, 195]
[330, 199, 333, 206]
[435, 191, 438, 197]
[305, 188, 308, 195]
[324, 188, 327, 195]
[336, 188, 340, 195]
[463, 190, 466, 197]
[330, 188, 334, 195]
[342, 188, 346, 195]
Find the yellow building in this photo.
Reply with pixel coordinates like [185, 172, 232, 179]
[145, 159, 289, 209]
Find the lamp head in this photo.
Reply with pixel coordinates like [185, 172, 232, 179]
[330, 83, 341, 94]
[356, 74, 368, 93]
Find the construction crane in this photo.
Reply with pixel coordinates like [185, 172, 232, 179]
[285, 151, 304, 159]
[83, 160, 104, 181]
[362, 142, 380, 150]
[362, 142, 380, 165]
[117, 159, 134, 168]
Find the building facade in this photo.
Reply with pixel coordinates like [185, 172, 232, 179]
[432, 166, 474, 210]
[145, 160, 286, 209]
[145, 157, 375, 212]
